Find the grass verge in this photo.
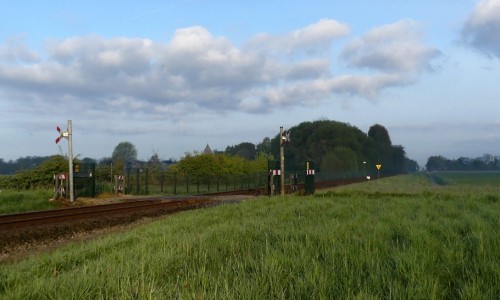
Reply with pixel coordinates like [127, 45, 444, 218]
[0, 189, 57, 214]
[0, 174, 499, 298]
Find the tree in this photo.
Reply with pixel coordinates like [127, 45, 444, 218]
[256, 137, 271, 155]
[368, 124, 395, 171]
[0, 155, 67, 189]
[225, 142, 257, 160]
[368, 124, 392, 146]
[391, 145, 407, 173]
[404, 158, 420, 173]
[112, 142, 138, 173]
[426, 156, 448, 171]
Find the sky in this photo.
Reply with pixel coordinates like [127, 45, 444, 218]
[1, 0, 500, 166]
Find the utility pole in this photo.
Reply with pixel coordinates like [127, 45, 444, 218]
[68, 120, 74, 202]
[280, 126, 285, 196]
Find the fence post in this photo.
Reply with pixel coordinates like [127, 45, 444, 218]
[145, 168, 149, 195]
[136, 169, 140, 195]
[126, 168, 130, 194]
[160, 173, 164, 193]
[173, 173, 177, 195]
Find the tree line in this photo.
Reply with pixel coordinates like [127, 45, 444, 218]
[426, 155, 500, 171]
[1, 119, 420, 190]
[227, 120, 419, 174]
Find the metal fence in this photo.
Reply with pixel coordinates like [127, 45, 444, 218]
[92, 168, 382, 197]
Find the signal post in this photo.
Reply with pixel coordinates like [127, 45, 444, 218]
[55, 120, 74, 202]
[279, 126, 290, 196]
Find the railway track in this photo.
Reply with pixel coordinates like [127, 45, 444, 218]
[0, 177, 371, 232]
[0, 196, 219, 232]
[0, 177, 373, 253]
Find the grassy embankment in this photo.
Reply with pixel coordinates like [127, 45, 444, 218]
[0, 174, 499, 298]
[0, 189, 57, 214]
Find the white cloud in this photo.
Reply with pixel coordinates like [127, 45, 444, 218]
[461, 0, 500, 58]
[0, 19, 439, 119]
[247, 19, 349, 55]
[340, 19, 441, 73]
[0, 37, 40, 63]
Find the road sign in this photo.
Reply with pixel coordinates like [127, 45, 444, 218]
[376, 164, 382, 170]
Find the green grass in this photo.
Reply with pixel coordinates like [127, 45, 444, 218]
[433, 171, 500, 186]
[0, 174, 499, 298]
[0, 189, 58, 214]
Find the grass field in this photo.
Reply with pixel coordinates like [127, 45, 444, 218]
[0, 174, 499, 298]
[432, 171, 500, 186]
[0, 189, 58, 214]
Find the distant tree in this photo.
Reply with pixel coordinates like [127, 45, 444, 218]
[368, 124, 392, 146]
[256, 137, 272, 155]
[320, 152, 343, 171]
[472, 159, 486, 170]
[112, 142, 138, 173]
[426, 156, 448, 171]
[98, 157, 113, 166]
[148, 150, 164, 175]
[269, 120, 376, 172]
[169, 151, 269, 181]
[368, 124, 400, 172]
[391, 145, 407, 173]
[320, 147, 358, 171]
[404, 158, 420, 173]
[0, 155, 67, 190]
[225, 142, 257, 160]
[81, 157, 96, 164]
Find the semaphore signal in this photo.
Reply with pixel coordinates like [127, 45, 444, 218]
[55, 126, 69, 144]
[55, 120, 75, 202]
[279, 126, 291, 196]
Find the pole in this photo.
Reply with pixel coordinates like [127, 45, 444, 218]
[68, 120, 74, 202]
[280, 126, 285, 196]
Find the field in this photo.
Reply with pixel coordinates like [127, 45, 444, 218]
[0, 189, 58, 214]
[0, 174, 499, 298]
[431, 171, 500, 186]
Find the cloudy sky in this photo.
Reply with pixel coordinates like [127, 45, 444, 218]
[1, 0, 499, 165]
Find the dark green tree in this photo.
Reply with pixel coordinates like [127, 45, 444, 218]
[112, 142, 138, 174]
[225, 142, 257, 160]
[368, 124, 395, 171]
[256, 137, 271, 155]
[426, 156, 448, 171]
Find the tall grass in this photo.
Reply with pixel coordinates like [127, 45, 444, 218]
[0, 189, 57, 214]
[0, 174, 499, 298]
[433, 171, 500, 186]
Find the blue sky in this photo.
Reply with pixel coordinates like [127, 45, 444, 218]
[1, 0, 499, 166]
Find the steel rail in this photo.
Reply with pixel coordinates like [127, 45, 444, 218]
[0, 196, 215, 231]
